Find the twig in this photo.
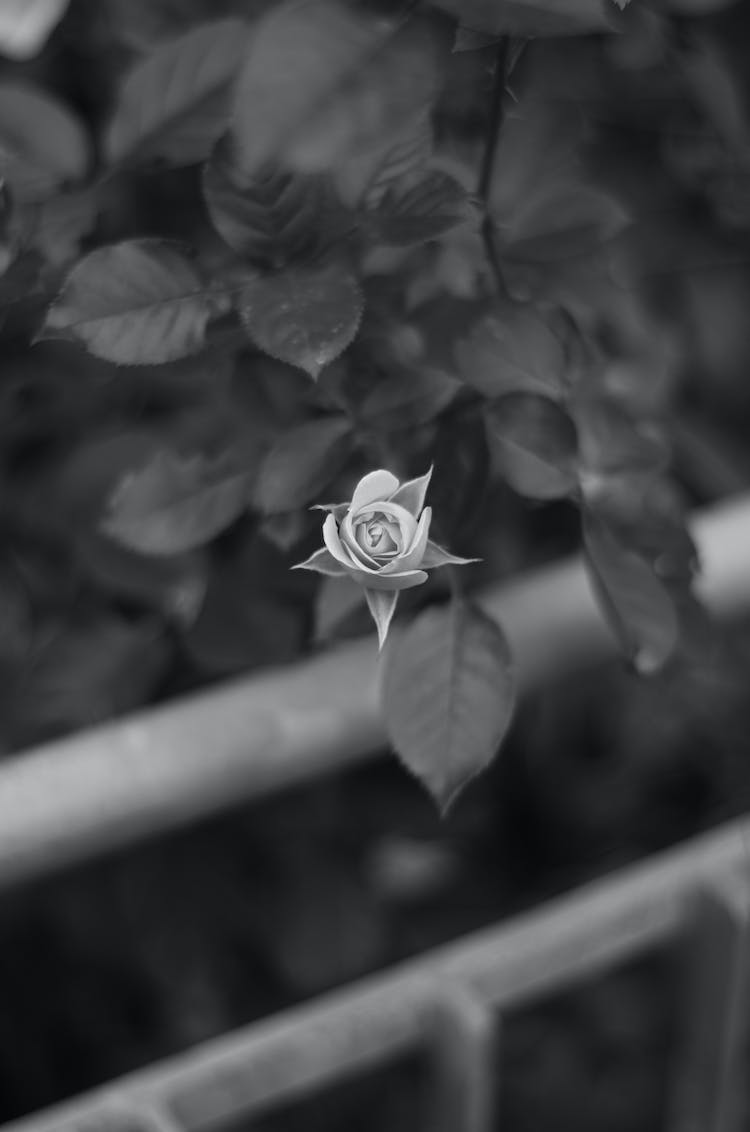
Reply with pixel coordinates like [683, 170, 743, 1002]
[477, 40, 510, 299]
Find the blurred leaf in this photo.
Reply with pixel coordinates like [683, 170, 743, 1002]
[105, 19, 250, 168]
[232, 0, 394, 177]
[181, 533, 308, 675]
[361, 112, 433, 209]
[487, 393, 579, 500]
[253, 416, 352, 514]
[679, 37, 749, 156]
[203, 139, 347, 267]
[259, 509, 313, 552]
[42, 240, 225, 364]
[429, 406, 492, 539]
[382, 598, 515, 813]
[75, 532, 208, 626]
[0, 556, 33, 663]
[238, 261, 363, 379]
[359, 367, 461, 432]
[313, 574, 366, 642]
[20, 188, 99, 267]
[363, 171, 477, 247]
[455, 304, 566, 399]
[453, 26, 502, 51]
[0, 82, 89, 202]
[583, 509, 679, 675]
[0, 0, 69, 60]
[574, 395, 669, 479]
[232, 2, 442, 177]
[501, 181, 630, 264]
[15, 615, 170, 742]
[100, 448, 250, 555]
[431, 0, 624, 36]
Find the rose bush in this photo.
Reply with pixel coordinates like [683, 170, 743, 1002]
[294, 467, 476, 647]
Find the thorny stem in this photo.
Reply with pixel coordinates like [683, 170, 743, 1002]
[477, 39, 510, 299]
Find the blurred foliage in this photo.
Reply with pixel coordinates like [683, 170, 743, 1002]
[0, 0, 749, 1126]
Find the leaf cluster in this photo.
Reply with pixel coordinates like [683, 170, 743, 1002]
[0, 0, 743, 807]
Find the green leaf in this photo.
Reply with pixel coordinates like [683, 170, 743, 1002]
[232, 2, 442, 177]
[232, 0, 393, 176]
[583, 509, 679, 675]
[238, 261, 364, 379]
[362, 112, 433, 209]
[502, 182, 630, 263]
[0, 82, 89, 201]
[487, 393, 579, 499]
[254, 416, 352, 513]
[574, 395, 669, 480]
[455, 305, 566, 399]
[431, 0, 624, 35]
[42, 240, 225, 364]
[100, 447, 251, 556]
[76, 532, 208, 627]
[363, 171, 477, 247]
[0, 0, 69, 60]
[382, 598, 515, 813]
[203, 139, 347, 267]
[105, 19, 250, 168]
[359, 368, 461, 432]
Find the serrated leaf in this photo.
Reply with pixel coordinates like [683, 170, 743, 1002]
[100, 448, 250, 555]
[455, 305, 566, 399]
[42, 240, 224, 364]
[0, 82, 89, 201]
[238, 261, 363, 379]
[203, 139, 347, 267]
[254, 416, 352, 513]
[487, 393, 579, 499]
[583, 510, 679, 675]
[364, 171, 477, 247]
[432, 0, 623, 35]
[382, 598, 515, 813]
[105, 18, 250, 167]
[0, 0, 68, 60]
[232, 2, 441, 177]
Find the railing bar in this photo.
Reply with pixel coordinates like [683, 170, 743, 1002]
[4, 818, 748, 1132]
[667, 875, 750, 1132]
[422, 985, 499, 1132]
[0, 494, 747, 893]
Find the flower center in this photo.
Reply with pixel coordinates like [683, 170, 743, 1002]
[366, 523, 384, 548]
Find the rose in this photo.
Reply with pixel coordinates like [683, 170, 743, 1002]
[294, 467, 476, 648]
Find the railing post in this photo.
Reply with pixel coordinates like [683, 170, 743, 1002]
[422, 984, 500, 1132]
[667, 872, 750, 1132]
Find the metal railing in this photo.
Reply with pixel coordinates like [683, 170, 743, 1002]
[0, 493, 749, 1132]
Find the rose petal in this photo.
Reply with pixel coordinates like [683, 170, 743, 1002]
[364, 588, 399, 650]
[381, 507, 431, 573]
[350, 500, 417, 548]
[291, 547, 348, 576]
[322, 513, 360, 569]
[420, 540, 481, 569]
[388, 466, 433, 517]
[340, 519, 381, 567]
[350, 469, 401, 513]
[342, 565, 428, 591]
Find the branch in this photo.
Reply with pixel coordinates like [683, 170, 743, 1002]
[477, 39, 510, 298]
